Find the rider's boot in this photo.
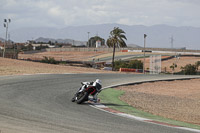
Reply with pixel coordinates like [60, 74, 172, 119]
[71, 97, 75, 102]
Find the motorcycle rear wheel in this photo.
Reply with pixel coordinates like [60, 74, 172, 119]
[76, 91, 89, 104]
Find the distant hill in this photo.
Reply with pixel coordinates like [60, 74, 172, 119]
[0, 24, 200, 49]
[128, 44, 142, 48]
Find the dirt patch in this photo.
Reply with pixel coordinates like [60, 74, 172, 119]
[0, 57, 114, 75]
[117, 79, 200, 125]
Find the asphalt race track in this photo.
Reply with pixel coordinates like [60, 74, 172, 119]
[0, 73, 200, 133]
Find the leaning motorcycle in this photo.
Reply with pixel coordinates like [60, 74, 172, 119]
[71, 82, 97, 104]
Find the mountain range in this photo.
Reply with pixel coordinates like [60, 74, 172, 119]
[0, 23, 200, 49]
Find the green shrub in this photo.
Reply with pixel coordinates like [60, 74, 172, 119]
[41, 56, 58, 64]
[195, 61, 200, 70]
[128, 60, 143, 69]
[114, 60, 143, 70]
[181, 64, 197, 75]
[114, 60, 128, 70]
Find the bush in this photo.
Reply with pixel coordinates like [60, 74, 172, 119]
[128, 60, 143, 69]
[114, 60, 143, 70]
[181, 64, 197, 75]
[195, 61, 200, 70]
[114, 60, 128, 70]
[41, 56, 58, 64]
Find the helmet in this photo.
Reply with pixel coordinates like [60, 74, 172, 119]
[95, 79, 102, 85]
[95, 79, 102, 91]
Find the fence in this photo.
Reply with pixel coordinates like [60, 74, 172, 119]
[46, 47, 200, 53]
[150, 55, 161, 74]
[0, 51, 18, 59]
[46, 47, 127, 52]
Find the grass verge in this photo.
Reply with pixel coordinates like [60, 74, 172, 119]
[98, 88, 200, 130]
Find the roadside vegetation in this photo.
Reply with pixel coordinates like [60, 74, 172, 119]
[114, 60, 143, 70]
[176, 61, 200, 75]
[41, 56, 58, 64]
[170, 63, 177, 74]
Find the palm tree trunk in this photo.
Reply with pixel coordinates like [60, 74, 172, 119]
[112, 43, 116, 71]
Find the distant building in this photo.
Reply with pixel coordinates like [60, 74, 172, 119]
[15, 43, 26, 50]
[31, 43, 51, 50]
[96, 40, 101, 48]
[0, 41, 4, 50]
[88, 36, 105, 48]
[0, 40, 14, 49]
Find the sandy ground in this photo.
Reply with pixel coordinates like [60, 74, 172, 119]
[139, 56, 199, 73]
[117, 79, 200, 125]
[161, 56, 200, 73]
[18, 51, 109, 61]
[0, 57, 114, 75]
[145, 56, 200, 73]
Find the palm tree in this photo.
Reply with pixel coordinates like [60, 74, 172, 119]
[106, 37, 113, 48]
[195, 61, 200, 70]
[107, 27, 127, 70]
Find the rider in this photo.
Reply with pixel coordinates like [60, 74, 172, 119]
[71, 79, 102, 103]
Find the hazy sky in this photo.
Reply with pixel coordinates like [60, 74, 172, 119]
[1, 0, 200, 31]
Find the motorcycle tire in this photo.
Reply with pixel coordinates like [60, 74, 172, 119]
[76, 91, 89, 104]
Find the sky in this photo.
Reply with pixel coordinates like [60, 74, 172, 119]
[1, 0, 200, 31]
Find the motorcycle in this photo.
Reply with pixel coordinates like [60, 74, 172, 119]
[71, 82, 98, 104]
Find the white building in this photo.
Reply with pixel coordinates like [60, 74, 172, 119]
[96, 40, 101, 48]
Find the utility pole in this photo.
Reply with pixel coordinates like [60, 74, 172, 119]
[112, 40, 116, 71]
[170, 35, 174, 49]
[3, 18, 11, 58]
[87, 32, 90, 47]
[143, 34, 147, 74]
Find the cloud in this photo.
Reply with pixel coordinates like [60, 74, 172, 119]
[0, 0, 200, 31]
[48, 7, 62, 17]
[118, 18, 133, 25]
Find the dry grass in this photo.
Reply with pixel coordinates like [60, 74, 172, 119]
[0, 57, 114, 75]
[18, 51, 109, 61]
